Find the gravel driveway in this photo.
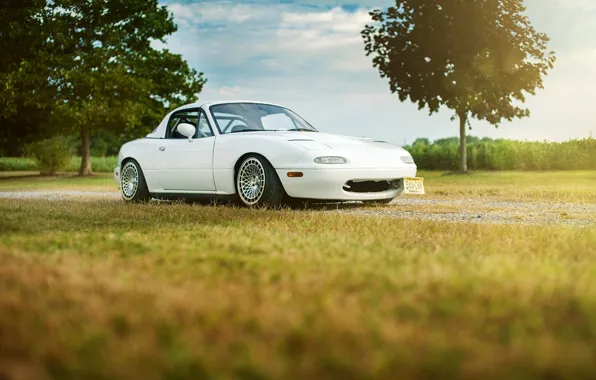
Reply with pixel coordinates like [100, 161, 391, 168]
[0, 190, 120, 201]
[1, 190, 594, 227]
[340, 199, 596, 227]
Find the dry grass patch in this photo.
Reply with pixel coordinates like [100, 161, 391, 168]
[417, 170, 596, 203]
[1, 199, 596, 379]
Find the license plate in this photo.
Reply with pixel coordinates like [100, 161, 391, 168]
[404, 177, 425, 195]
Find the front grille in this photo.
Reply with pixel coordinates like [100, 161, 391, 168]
[343, 179, 400, 193]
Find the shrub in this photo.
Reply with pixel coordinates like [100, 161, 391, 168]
[0, 157, 37, 171]
[66, 156, 118, 172]
[0, 156, 118, 173]
[405, 137, 596, 171]
[24, 136, 75, 175]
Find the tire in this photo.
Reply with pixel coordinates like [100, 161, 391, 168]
[235, 155, 285, 208]
[120, 160, 151, 202]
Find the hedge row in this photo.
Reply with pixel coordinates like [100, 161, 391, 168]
[0, 156, 117, 173]
[405, 137, 596, 171]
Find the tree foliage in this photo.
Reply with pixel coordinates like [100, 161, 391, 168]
[1, 0, 206, 174]
[0, 0, 58, 154]
[362, 0, 556, 172]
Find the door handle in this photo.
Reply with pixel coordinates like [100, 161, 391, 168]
[159, 146, 166, 151]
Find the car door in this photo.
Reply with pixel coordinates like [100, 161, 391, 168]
[153, 109, 216, 192]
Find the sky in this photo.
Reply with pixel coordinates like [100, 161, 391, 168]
[157, 0, 596, 145]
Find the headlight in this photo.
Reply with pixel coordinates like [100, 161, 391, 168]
[314, 156, 347, 164]
[401, 156, 414, 164]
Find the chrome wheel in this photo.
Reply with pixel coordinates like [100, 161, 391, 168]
[237, 157, 266, 205]
[121, 162, 139, 200]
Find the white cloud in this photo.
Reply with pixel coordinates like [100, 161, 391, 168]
[553, 0, 596, 12]
[161, 0, 596, 143]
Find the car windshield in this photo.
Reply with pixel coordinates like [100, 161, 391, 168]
[210, 103, 318, 134]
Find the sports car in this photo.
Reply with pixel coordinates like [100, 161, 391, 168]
[114, 100, 425, 206]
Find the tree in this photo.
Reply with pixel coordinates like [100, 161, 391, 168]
[0, 0, 57, 155]
[412, 138, 430, 147]
[29, 0, 205, 175]
[362, 0, 556, 172]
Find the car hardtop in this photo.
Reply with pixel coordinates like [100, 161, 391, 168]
[146, 100, 299, 139]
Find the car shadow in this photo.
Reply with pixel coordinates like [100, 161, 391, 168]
[283, 200, 371, 211]
[175, 198, 370, 211]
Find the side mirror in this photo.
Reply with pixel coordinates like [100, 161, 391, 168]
[177, 123, 196, 141]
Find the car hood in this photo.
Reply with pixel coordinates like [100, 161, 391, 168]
[255, 131, 408, 152]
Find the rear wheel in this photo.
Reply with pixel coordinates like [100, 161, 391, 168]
[236, 155, 284, 208]
[120, 160, 151, 202]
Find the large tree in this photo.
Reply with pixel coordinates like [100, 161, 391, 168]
[0, 0, 57, 154]
[362, 0, 555, 172]
[6, 0, 206, 175]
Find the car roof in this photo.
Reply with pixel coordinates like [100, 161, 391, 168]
[146, 100, 290, 139]
[172, 100, 286, 113]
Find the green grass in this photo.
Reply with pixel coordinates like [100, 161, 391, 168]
[0, 170, 594, 378]
[0, 172, 116, 191]
[417, 170, 596, 203]
[0, 156, 117, 172]
[1, 177, 596, 378]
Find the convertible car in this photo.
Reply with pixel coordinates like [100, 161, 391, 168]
[114, 100, 424, 206]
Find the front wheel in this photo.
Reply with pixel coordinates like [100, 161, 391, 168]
[120, 160, 151, 202]
[236, 155, 285, 208]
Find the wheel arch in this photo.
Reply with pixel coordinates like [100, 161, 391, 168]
[121, 156, 142, 170]
[233, 152, 286, 193]
[119, 158, 151, 202]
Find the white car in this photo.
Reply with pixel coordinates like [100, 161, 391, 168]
[114, 100, 424, 206]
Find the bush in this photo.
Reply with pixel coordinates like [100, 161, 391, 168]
[0, 156, 118, 173]
[404, 137, 596, 171]
[66, 156, 118, 172]
[0, 157, 37, 171]
[24, 136, 75, 175]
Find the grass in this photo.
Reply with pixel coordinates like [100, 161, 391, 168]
[0, 172, 115, 191]
[418, 170, 596, 203]
[1, 199, 596, 379]
[0, 156, 117, 172]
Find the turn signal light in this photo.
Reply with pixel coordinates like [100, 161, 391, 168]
[287, 172, 304, 178]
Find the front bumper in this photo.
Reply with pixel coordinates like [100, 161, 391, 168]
[277, 167, 417, 201]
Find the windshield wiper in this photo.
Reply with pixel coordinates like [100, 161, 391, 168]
[229, 129, 266, 133]
[229, 129, 317, 134]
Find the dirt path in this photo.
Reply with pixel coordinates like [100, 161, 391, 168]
[1, 190, 594, 226]
[0, 190, 120, 200]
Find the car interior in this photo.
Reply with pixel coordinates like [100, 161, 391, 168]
[168, 112, 214, 139]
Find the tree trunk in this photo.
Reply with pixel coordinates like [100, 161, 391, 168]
[79, 126, 93, 176]
[458, 112, 468, 173]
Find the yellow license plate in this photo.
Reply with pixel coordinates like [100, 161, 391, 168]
[404, 177, 425, 195]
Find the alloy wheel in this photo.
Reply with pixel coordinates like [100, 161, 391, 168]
[237, 157, 266, 205]
[121, 162, 139, 200]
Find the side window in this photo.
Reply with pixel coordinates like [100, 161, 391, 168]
[166, 109, 214, 139]
[167, 110, 200, 139]
[197, 111, 214, 138]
